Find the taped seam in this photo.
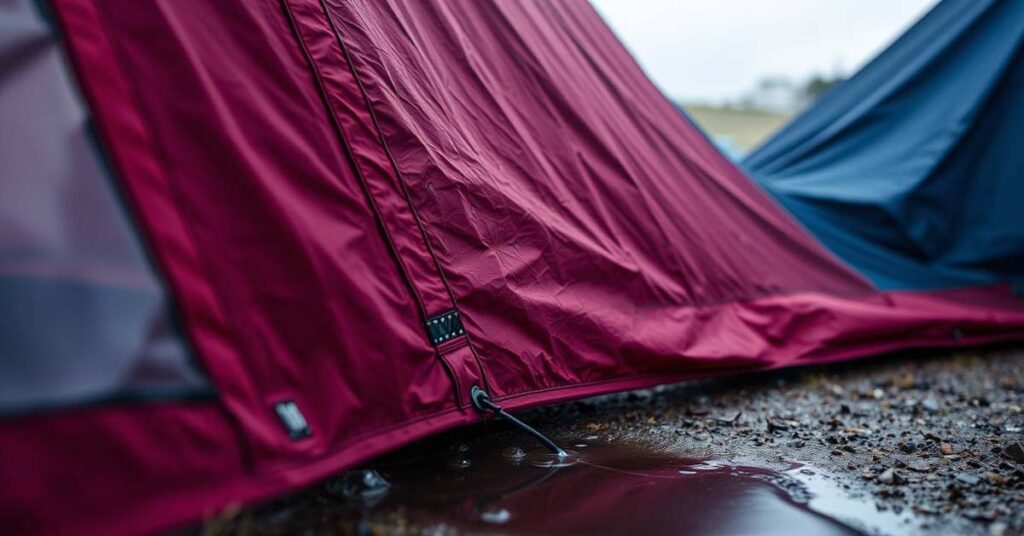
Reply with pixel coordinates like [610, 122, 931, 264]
[316, 0, 490, 392]
[279, 0, 431, 321]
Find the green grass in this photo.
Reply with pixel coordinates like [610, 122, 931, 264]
[682, 105, 792, 155]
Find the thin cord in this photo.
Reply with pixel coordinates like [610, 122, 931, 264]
[471, 386, 566, 456]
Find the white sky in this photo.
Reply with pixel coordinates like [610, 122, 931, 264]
[590, 0, 938, 104]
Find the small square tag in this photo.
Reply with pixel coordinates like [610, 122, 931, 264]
[274, 400, 312, 440]
[425, 309, 465, 345]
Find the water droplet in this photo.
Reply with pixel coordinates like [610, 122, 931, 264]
[447, 456, 472, 469]
[480, 507, 511, 524]
[526, 449, 580, 468]
[326, 469, 390, 503]
[502, 446, 526, 463]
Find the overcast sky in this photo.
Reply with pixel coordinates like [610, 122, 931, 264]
[590, 0, 938, 104]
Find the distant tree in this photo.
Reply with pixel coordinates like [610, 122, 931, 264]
[803, 74, 845, 100]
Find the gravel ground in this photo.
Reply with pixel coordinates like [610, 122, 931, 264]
[202, 345, 1024, 536]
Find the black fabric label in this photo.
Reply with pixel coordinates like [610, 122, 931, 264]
[425, 310, 466, 345]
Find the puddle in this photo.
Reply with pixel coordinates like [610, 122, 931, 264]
[321, 431, 917, 535]
[789, 465, 916, 535]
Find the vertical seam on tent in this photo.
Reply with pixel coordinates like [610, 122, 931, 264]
[318, 3, 458, 310]
[79, 0, 257, 468]
[279, 0, 429, 321]
[315, 0, 491, 391]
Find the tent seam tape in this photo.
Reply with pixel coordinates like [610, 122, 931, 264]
[316, 0, 492, 393]
[279, 0, 431, 323]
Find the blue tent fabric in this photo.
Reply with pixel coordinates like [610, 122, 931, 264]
[743, 0, 1024, 290]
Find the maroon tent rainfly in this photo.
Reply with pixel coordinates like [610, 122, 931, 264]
[2, 1, 1022, 534]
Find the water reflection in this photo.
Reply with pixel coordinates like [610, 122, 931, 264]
[353, 433, 862, 536]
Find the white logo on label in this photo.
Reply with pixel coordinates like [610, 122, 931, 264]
[276, 401, 308, 433]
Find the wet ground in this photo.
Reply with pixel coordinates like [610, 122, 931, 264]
[202, 346, 1024, 535]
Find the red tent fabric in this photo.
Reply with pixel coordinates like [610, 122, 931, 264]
[3, 0, 1023, 533]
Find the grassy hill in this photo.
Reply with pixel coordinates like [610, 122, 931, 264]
[682, 104, 792, 156]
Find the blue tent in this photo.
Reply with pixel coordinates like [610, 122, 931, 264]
[744, 0, 1024, 290]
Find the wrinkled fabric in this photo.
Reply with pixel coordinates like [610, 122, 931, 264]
[744, 0, 1024, 290]
[2, 0, 1023, 534]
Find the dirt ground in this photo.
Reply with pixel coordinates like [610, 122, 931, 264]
[202, 345, 1024, 536]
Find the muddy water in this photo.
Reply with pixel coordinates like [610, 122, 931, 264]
[330, 432, 889, 535]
